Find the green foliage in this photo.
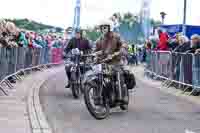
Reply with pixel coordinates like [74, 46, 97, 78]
[84, 12, 161, 43]
[5, 18, 63, 33]
[112, 12, 161, 28]
[150, 19, 162, 27]
[110, 12, 161, 43]
[84, 29, 102, 41]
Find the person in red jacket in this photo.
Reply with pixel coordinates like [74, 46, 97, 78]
[156, 29, 169, 51]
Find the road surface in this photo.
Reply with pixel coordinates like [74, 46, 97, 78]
[39, 67, 200, 133]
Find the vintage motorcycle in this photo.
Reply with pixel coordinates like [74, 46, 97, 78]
[64, 48, 93, 99]
[83, 52, 136, 119]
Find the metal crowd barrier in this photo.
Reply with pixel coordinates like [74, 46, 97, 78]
[145, 50, 200, 95]
[0, 47, 63, 95]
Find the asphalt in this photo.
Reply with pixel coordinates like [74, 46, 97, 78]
[39, 66, 200, 133]
[0, 66, 61, 133]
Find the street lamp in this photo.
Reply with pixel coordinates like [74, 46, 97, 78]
[182, 0, 187, 35]
[160, 12, 167, 24]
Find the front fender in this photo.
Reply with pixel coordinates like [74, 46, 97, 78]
[84, 76, 98, 85]
[82, 70, 98, 85]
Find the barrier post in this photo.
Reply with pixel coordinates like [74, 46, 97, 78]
[192, 54, 200, 92]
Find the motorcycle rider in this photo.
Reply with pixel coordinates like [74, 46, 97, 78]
[95, 20, 128, 104]
[64, 28, 91, 88]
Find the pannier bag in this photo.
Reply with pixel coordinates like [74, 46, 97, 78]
[124, 70, 136, 90]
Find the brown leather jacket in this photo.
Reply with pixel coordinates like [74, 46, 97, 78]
[96, 32, 122, 64]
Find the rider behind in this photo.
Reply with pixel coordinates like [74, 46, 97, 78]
[64, 28, 91, 88]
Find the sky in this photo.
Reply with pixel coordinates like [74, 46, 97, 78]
[0, 0, 199, 28]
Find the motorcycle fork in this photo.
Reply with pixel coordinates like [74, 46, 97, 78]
[96, 74, 104, 105]
[78, 67, 83, 92]
[117, 72, 122, 101]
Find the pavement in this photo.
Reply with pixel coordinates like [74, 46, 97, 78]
[132, 66, 200, 106]
[39, 65, 200, 133]
[2, 65, 200, 133]
[0, 66, 62, 133]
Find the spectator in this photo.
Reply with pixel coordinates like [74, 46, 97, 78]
[145, 40, 152, 50]
[175, 34, 200, 89]
[195, 48, 200, 54]
[17, 31, 29, 47]
[168, 33, 181, 51]
[174, 34, 200, 53]
[156, 29, 169, 51]
[0, 21, 18, 48]
[172, 35, 189, 82]
[0, 19, 66, 49]
[173, 35, 190, 52]
[51, 38, 62, 48]
[142, 46, 147, 62]
[187, 34, 200, 53]
[35, 35, 46, 48]
[42, 35, 48, 47]
[5, 22, 17, 35]
[0, 20, 7, 35]
[149, 34, 158, 50]
[132, 44, 137, 54]
[131, 44, 138, 65]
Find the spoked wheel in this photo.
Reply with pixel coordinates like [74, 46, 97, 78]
[71, 83, 80, 99]
[84, 82, 110, 120]
[71, 72, 81, 99]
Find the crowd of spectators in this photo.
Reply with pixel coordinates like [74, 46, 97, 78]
[0, 19, 68, 83]
[0, 19, 66, 49]
[144, 28, 200, 94]
[145, 28, 200, 54]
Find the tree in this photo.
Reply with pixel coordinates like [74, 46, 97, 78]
[84, 12, 161, 43]
[150, 19, 162, 27]
[5, 18, 63, 33]
[110, 12, 161, 43]
[84, 28, 102, 41]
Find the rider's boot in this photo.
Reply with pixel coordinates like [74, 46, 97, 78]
[65, 71, 71, 88]
[65, 83, 70, 88]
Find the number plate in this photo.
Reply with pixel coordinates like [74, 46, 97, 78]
[92, 64, 102, 72]
[72, 48, 80, 55]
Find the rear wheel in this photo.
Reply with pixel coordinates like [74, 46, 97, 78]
[84, 82, 110, 120]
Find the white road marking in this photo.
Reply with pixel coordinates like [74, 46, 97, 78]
[185, 129, 196, 133]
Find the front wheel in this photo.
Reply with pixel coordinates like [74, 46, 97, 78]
[84, 82, 110, 120]
[71, 83, 80, 99]
[71, 72, 81, 99]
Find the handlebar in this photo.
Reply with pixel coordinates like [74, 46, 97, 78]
[99, 52, 120, 63]
[65, 51, 120, 65]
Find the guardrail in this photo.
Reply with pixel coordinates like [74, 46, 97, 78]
[0, 47, 63, 95]
[145, 50, 200, 95]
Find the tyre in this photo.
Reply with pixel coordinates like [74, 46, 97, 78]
[71, 83, 80, 99]
[71, 72, 81, 99]
[84, 82, 110, 120]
